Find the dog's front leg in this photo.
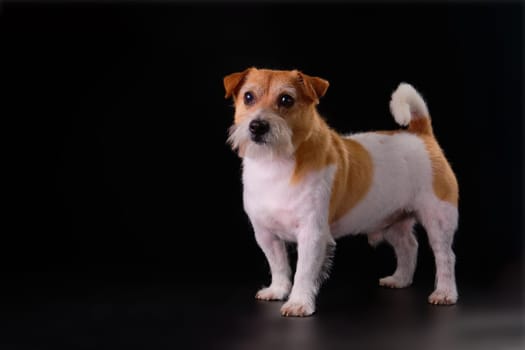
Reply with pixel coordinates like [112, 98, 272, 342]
[253, 224, 292, 301]
[281, 225, 333, 317]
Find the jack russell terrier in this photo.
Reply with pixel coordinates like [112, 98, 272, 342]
[224, 67, 459, 317]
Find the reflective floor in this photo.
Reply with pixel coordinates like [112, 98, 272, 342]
[0, 265, 522, 350]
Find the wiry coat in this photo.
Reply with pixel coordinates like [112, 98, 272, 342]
[224, 68, 459, 317]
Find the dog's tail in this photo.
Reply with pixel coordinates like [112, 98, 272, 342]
[389, 83, 433, 135]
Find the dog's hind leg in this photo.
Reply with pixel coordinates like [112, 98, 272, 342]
[379, 217, 418, 288]
[417, 199, 459, 305]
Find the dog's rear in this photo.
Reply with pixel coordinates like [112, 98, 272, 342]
[389, 83, 459, 304]
[342, 83, 459, 304]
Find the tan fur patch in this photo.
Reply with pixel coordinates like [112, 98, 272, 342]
[291, 119, 374, 223]
[328, 137, 374, 223]
[290, 115, 334, 184]
[408, 117, 433, 135]
[420, 135, 459, 206]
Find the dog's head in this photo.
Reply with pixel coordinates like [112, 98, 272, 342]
[224, 67, 329, 159]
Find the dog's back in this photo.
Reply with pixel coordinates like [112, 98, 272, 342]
[330, 84, 458, 235]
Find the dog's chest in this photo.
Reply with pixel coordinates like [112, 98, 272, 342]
[242, 158, 333, 241]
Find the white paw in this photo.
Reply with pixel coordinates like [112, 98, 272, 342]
[255, 284, 290, 301]
[428, 289, 458, 305]
[379, 275, 412, 289]
[280, 300, 315, 317]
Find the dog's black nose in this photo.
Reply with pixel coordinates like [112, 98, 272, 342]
[249, 119, 270, 136]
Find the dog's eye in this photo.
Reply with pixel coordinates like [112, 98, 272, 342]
[244, 91, 255, 106]
[278, 94, 294, 108]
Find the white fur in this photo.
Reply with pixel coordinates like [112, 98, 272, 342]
[379, 217, 418, 288]
[390, 82, 430, 125]
[331, 132, 433, 236]
[416, 196, 458, 304]
[243, 156, 333, 243]
[243, 156, 336, 316]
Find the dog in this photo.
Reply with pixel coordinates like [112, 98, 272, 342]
[223, 67, 459, 317]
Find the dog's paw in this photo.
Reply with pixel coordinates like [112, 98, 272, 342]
[255, 285, 290, 301]
[379, 275, 412, 289]
[428, 289, 458, 305]
[280, 300, 315, 317]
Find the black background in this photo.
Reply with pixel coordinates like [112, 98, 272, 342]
[2, 1, 523, 349]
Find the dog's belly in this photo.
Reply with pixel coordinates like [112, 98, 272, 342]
[331, 132, 433, 237]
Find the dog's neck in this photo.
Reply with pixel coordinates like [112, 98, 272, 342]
[290, 110, 337, 184]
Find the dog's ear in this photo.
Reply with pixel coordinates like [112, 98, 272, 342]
[223, 68, 253, 99]
[297, 72, 329, 104]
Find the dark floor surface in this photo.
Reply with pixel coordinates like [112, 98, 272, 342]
[0, 263, 522, 350]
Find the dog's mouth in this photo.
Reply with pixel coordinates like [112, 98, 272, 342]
[250, 134, 267, 144]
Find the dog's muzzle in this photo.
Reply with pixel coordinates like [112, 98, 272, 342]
[249, 119, 270, 143]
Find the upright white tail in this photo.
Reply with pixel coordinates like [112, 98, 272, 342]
[389, 83, 430, 126]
